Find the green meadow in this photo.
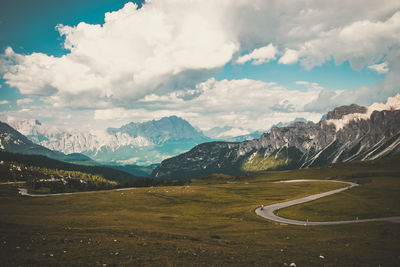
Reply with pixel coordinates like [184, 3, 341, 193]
[0, 157, 399, 266]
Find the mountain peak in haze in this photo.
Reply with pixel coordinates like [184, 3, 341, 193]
[22, 119, 41, 126]
[0, 121, 94, 165]
[12, 119, 42, 130]
[12, 115, 209, 165]
[108, 115, 207, 145]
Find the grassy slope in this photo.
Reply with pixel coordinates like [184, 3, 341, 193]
[278, 176, 400, 221]
[0, 151, 141, 184]
[0, 157, 399, 266]
[241, 151, 289, 172]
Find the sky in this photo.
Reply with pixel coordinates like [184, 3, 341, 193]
[0, 0, 399, 132]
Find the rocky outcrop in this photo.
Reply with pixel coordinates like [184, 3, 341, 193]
[326, 104, 367, 120]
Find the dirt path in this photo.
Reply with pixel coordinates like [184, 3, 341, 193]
[17, 187, 136, 197]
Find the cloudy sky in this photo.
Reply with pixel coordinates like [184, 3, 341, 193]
[0, 0, 399, 132]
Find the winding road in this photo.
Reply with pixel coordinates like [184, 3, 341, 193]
[9, 179, 400, 225]
[255, 180, 400, 225]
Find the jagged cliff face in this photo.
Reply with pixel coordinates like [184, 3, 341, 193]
[152, 107, 400, 179]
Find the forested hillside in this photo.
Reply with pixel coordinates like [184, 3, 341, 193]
[0, 152, 190, 193]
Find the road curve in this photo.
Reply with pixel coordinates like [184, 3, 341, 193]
[255, 180, 400, 225]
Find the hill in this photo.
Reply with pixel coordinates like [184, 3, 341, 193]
[0, 151, 140, 184]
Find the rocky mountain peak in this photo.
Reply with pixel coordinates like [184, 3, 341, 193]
[152, 102, 400, 179]
[24, 119, 42, 126]
[108, 116, 207, 144]
[326, 104, 367, 120]
[12, 119, 42, 130]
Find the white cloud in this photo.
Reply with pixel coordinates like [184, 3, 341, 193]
[93, 78, 324, 131]
[1, 1, 245, 107]
[0, 105, 99, 130]
[2, 1, 400, 108]
[1, 0, 399, 130]
[295, 81, 309, 86]
[279, 49, 299, 65]
[304, 49, 400, 112]
[16, 98, 34, 105]
[288, 12, 400, 70]
[236, 43, 278, 65]
[368, 62, 389, 74]
[94, 107, 199, 123]
[295, 81, 323, 89]
[216, 128, 250, 138]
[94, 108, 134, 121]
[4, 0, 395, 109]
[0, 100, 9, 105]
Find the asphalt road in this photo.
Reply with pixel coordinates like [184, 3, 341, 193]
[255, 180, 400, 225]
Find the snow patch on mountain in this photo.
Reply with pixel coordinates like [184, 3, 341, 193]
[326, 94, 400, 131]
[12, 119, 61, 143]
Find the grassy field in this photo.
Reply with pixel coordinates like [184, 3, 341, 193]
[278, 176, 400, 221]
[0, 157, 399, 266]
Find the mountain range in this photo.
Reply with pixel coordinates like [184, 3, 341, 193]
[0, 121, 95, 165]
[3, 95, 400, 180]
[10, 115, 269, 166]
[152, 95, 400, 178]
[12, 116, 210, 166]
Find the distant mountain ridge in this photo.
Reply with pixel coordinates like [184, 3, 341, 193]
[11, 116, 307, 166]
[152, 95, 400, 178]
[12, 116, 210, 165]
[12, 118, 151, 155]
[0, 121, 96, 165]
[108, 116, 207, 144]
